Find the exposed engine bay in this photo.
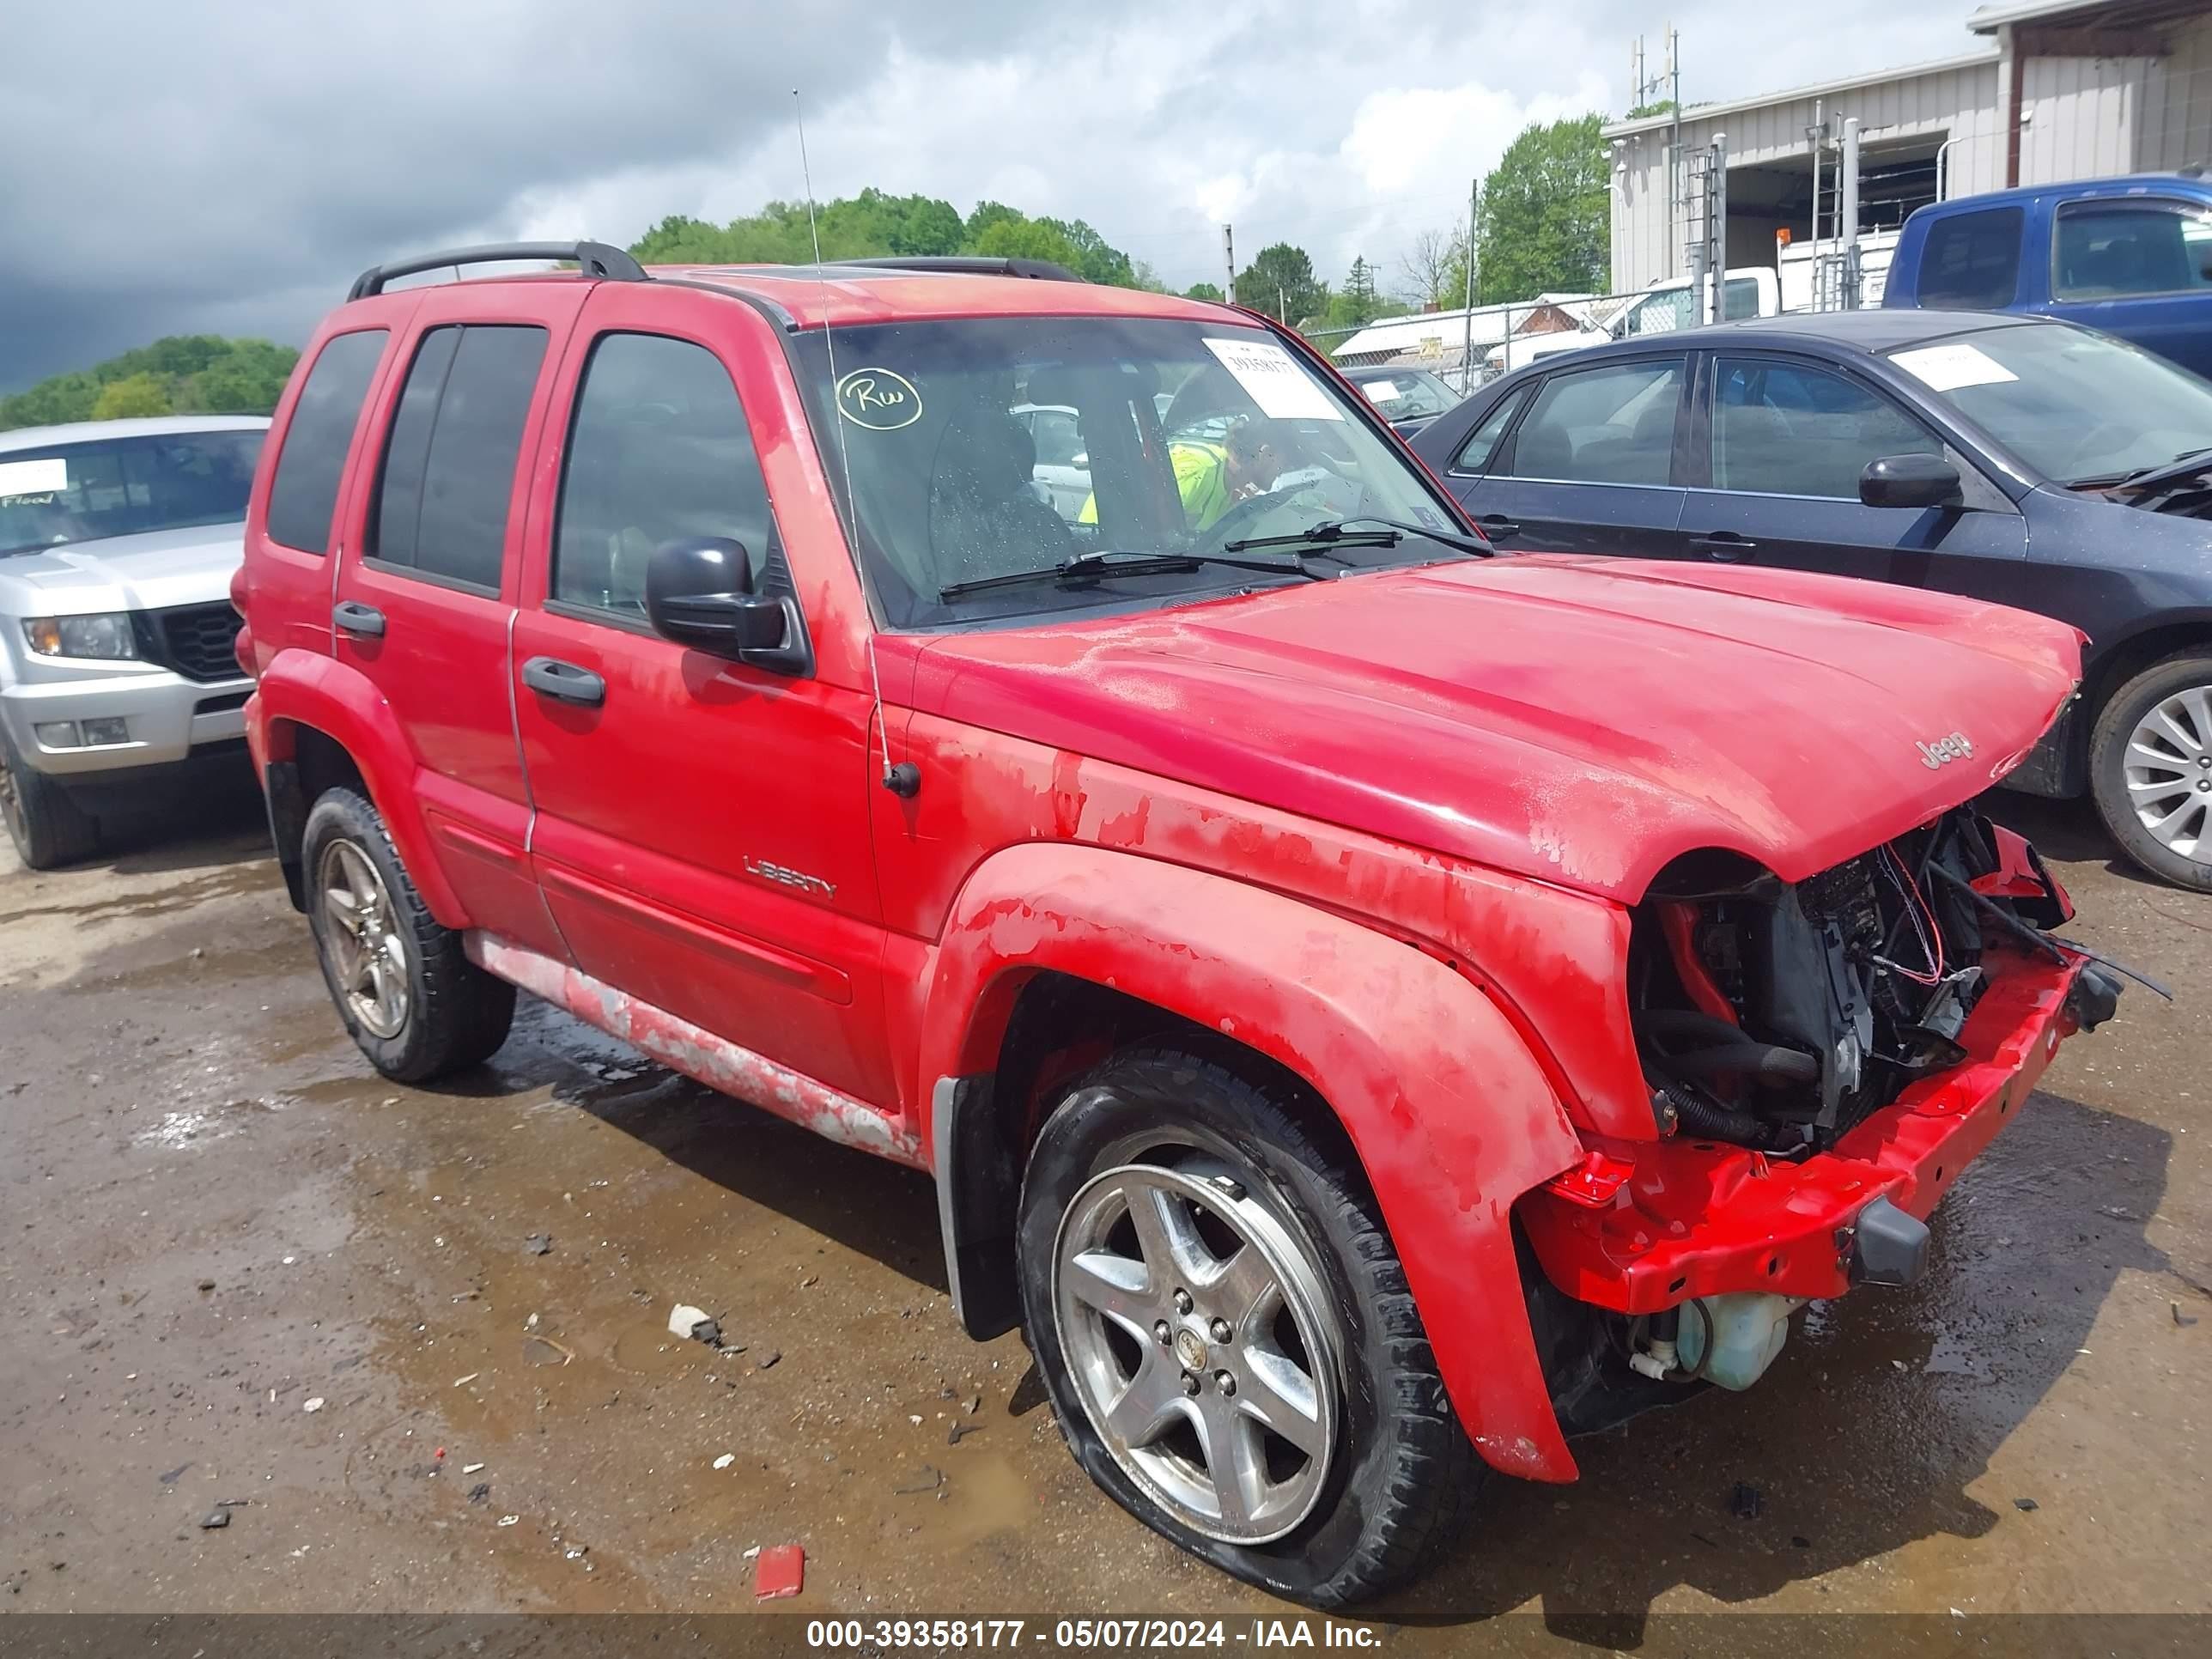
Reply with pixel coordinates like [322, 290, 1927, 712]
[1629, 805, 2075, 1154]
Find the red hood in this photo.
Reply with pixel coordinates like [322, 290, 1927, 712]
[901, 556, 2083, 904]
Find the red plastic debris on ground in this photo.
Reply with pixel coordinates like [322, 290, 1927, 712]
[755, 1544, 804, 1600]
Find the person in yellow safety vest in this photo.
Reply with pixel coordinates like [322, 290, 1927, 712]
[1077, 434, 1234, 532]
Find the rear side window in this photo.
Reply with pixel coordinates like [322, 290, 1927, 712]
[372, 324, 548, 592]
[552, 333, 778, 617]
[1917, 208, 2025, 309]
[1505, 360, 1683, 485]
[2054, 200, 2212, 298]
[265, 329, 386, 554]
[1451, 386, 1529, 472]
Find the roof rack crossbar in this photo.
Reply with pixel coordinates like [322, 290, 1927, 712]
[348, 240, 647, 301]
[841, 255, 1085, 283]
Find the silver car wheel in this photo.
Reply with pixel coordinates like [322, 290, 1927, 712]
[2124, 682, 2212, 859]
[1052, 1160, 1341, 1546]
[318, 838, 410, 1039]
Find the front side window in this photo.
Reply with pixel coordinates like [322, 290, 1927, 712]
[1712, 357, 1939, 497]
[1, 429, 265, 557]
[1917, 207, 2025, 309]
[1886, 321, 2212, 483]
[788, 316, 1466, 627]
[265, 329, 386, 555]
[371, 324, 548, 592]
[1504, 359, 1683, 485]
[2055, 200, 2212, 299]
[554, 333, 780, 617]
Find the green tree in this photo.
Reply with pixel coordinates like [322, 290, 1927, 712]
[1473, 113, 1610, 304]
[823, 188, 963, 256]
[1233, 243, 1323, 323]
[1037, 216, 1135, 286]
[971, 216, 1087, 270]
[91, 373, 173, 420]
[1183, 281, 1225, 301]
[1, 336, 300, 433]
[963, 200, 1024, 244]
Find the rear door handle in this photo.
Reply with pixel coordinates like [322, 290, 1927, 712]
[332, 600, 386, 638]
[1477, 514, 1520, 540]
[1689, 532, 1758, 562]
[521, 655, 606, 708]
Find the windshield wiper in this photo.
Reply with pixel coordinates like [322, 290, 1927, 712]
[2103, 445, 2212, 493]
[937, 547, 1325, 603]
[1221, 516, 1493, 558]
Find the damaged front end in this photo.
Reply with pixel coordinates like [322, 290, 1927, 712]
[1519, 805, 2124, 1436]
[1634, 805, 2106, 1155]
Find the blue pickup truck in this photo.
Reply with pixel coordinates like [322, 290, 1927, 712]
[1883, 173, 2212, 377]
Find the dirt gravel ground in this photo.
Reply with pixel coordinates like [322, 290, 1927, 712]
[0, 771, 2205, 1646]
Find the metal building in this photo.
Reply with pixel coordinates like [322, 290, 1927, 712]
[1605, 0, 2212, 295]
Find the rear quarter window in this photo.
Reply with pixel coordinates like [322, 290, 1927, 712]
[264, 329, 387, 554]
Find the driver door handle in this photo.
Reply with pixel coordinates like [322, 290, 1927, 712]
[521, 656, 606, 708]
[1477, 514, 1520, 540]
[332, 600, 386, 638]
[1689, 532, 1758, 562]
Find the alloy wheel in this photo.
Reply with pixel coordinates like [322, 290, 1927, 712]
[317, 838, 410, 1039]
[2123, 682, 2212, 860]
[1052, 1159, 1341, 1545]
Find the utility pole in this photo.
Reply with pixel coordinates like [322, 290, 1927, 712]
[1223, 225, 1236, 304]
[1668, 26, 1682, 278]
[1632, 28, 1684, 279]
[1461, 178, 1479, 392]
[1277, 285, 1286, 323]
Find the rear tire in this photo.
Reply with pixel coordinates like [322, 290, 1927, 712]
[2089, 652, 2212, 893]
[0, 730, 101, 871]
[302, 787, 514, 1081]
[1016, 1044, 1482, 1607]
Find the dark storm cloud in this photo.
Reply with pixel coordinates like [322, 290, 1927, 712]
[0, 0, 1059, 389]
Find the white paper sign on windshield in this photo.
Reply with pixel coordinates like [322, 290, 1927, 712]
[1360, 379, 1401, 402]
[1890, 342, 2019, 392]
[1204, 337, 1344, 421]
[0, 458, 68, 498]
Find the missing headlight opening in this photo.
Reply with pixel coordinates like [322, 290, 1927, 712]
[1630, 806, 2072, 1155]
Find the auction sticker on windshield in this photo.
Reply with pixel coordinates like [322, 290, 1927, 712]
[1204, 337, 1343, 421]
[1891, 341, 2019, 392]
[0, 458, 69, 498]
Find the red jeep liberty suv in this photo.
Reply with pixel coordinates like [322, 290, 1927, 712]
[234, 241, 2122, 1605]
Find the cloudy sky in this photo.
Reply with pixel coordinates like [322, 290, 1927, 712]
[2, 0, 1978, 391]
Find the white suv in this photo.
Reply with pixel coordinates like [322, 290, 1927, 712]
[0, 415, 268, 867]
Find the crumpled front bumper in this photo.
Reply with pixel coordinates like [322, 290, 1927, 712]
[1518, 944, 2093, 1315]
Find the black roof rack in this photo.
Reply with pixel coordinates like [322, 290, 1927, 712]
[348, 240, 647, 301]
[839, 255, 1085, 283]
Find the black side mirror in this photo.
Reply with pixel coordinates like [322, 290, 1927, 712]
[643, 537, 804, 672]
[1861, 453, 1964, 510]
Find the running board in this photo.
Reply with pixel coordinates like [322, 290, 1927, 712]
[465, 933, 925, 1169]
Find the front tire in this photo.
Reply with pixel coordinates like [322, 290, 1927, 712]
[0, 729, 100, 871]
[1016, 1045, 1481, 1607]
[2090, 652, 2212, 892]
[302, 787, 514, 1081]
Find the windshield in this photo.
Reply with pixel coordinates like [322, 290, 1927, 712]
[790, 316, 1465, 627]
[0, 428, 264, 557]
[1882, 324, 2212, 483]
[1355, 370, 1455, 421]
